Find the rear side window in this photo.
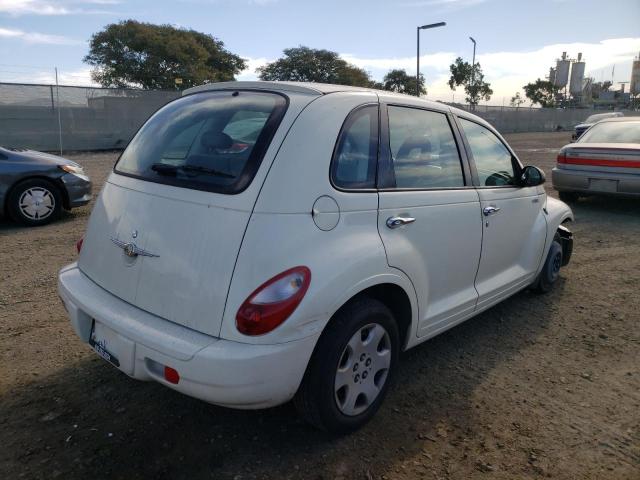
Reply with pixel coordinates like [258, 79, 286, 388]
[115, 90, 288, 194]
[459, 118, 517, 187]
[387, 106, 465, 189]
[331, 105, 378, 189]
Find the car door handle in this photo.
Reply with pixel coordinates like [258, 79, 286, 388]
[483, 206, 501, 216]
[386, 216, 416, 229]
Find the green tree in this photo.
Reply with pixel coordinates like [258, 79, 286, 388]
[523, 79, 559, 107]
[84, 20, 246, 89]
[510, 92, 525, 108]
[257, 46, 373, 87]
[448, 57, 493, 108]
[382, 69, 426, 96]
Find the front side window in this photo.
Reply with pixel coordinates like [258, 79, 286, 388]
[115, 90, 287, 194]
[331, 105, 378, 189]
[387, 106, 465, 189]
[459, 118, 517, 187]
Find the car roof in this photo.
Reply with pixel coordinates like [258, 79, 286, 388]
[184, 80, 452, 110]
[183, 80, 499, 132]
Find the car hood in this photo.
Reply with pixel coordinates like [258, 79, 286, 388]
[2, 148, 81, 168]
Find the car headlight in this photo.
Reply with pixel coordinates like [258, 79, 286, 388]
[59, 164, 86, 176]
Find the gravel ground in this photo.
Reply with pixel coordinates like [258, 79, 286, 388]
[0, 132, 639, 480]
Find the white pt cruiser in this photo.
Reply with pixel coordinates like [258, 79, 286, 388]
[59, 81, 574, 433]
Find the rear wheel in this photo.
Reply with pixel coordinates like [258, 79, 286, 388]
[558, 191, 579, 202]
[8, 178, 62, 226]
[532, 236, 563, 293]
[294, 297, 399, 433]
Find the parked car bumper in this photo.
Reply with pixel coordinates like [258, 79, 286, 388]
[58, 263, 318, 409]
[60, 173, 92, 208]
[552, 167, 640, 197]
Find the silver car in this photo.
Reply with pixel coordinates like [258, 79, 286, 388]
[553, 117, 640, 201]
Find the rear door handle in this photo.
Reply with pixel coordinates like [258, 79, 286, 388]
[386, 216, 416, 229]
[483, 206, 501, 216]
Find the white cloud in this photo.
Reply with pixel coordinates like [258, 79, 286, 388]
[400, 0, 486, 11]
[0, 66, 96, 85]
[0, 0, 114, 15]
[0, 26, 80, 44]
[340, 37, 640, 103]
[237, 56, 272, 80]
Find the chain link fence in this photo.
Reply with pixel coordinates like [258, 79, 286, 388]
[0, 83, 179, 151]
[0, 82, 636, 152]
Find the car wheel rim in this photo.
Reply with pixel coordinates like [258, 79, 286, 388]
[334, 323, 391, 417]
[19, 187, 55, 220]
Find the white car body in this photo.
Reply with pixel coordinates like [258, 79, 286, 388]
[58, 81, 573, 417]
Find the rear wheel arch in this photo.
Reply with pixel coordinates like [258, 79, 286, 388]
[324, 282, 414, 352]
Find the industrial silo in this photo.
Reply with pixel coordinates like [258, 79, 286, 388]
[632, 52, 640, 96]
[554, 52, 570, 88]
[570, 53, 585, 96]
[549, 67, 556, 85]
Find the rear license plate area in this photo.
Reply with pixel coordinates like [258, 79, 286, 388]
[89, 320, 135, 374]
[589, 179, 618, 193]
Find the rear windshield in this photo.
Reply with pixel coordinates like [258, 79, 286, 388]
[115, 90, 288, 194]
[578, 121, 640, 144]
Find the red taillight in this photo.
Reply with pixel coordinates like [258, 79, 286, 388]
[236, 266, 311, 336]
[76, 236, 84, 254]
[164, 366, 180, 384]
[557, 152, 566, 164]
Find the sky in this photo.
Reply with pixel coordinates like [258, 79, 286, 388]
[0, 0, 639, 104]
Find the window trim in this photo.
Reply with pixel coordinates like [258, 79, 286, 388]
[329, 103, 380, 193]
[453, 115, 524, 189]
[377, 103, 472, 192]
[112, 89, 289, 195]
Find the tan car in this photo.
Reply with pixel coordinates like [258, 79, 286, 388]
[552, 117, 640, 201]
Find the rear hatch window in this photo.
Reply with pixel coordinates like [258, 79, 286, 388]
[115, 90, 288, 194]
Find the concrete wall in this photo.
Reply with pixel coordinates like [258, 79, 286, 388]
[0, 83, 636, 151]
[0, 83, 179, 151]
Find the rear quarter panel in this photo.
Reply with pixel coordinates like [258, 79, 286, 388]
[219, 92, 419, 345]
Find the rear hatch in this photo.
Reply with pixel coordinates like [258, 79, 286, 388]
[78, 88, 310, 337]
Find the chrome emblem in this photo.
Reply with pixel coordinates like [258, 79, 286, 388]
[110, 237, 159, 258]
[131, 229, 138, 239]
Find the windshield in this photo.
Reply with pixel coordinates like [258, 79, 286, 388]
[584, 113, 621, 124]
[115, 90, 288, 194]
[578, 121, 640, 144]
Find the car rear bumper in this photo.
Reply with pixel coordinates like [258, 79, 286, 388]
[58, 263, 318, 409]
[552, 167, 640, 197]
[60, 173, 92, 208]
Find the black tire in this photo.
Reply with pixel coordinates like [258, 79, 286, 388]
[7, 178, 62, 226]
[558, 191, 579, 203]
[294, 297, 400, 434]
[532, 236, 563, 293]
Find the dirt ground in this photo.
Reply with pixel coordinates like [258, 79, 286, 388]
[0, 131, 638, 480]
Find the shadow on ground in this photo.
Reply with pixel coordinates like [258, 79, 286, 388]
[0, 286, 562, 480]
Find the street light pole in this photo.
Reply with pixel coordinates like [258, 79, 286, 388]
[416, 22, 446, 97]
[469, 36, 476, 108]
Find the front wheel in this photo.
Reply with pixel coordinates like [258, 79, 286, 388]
[532, 237, 563, 293]
[8, 178, 62, 226]
[294, 297, 399, 433]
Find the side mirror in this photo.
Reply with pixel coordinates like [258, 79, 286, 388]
[520, 165, 546, 187]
